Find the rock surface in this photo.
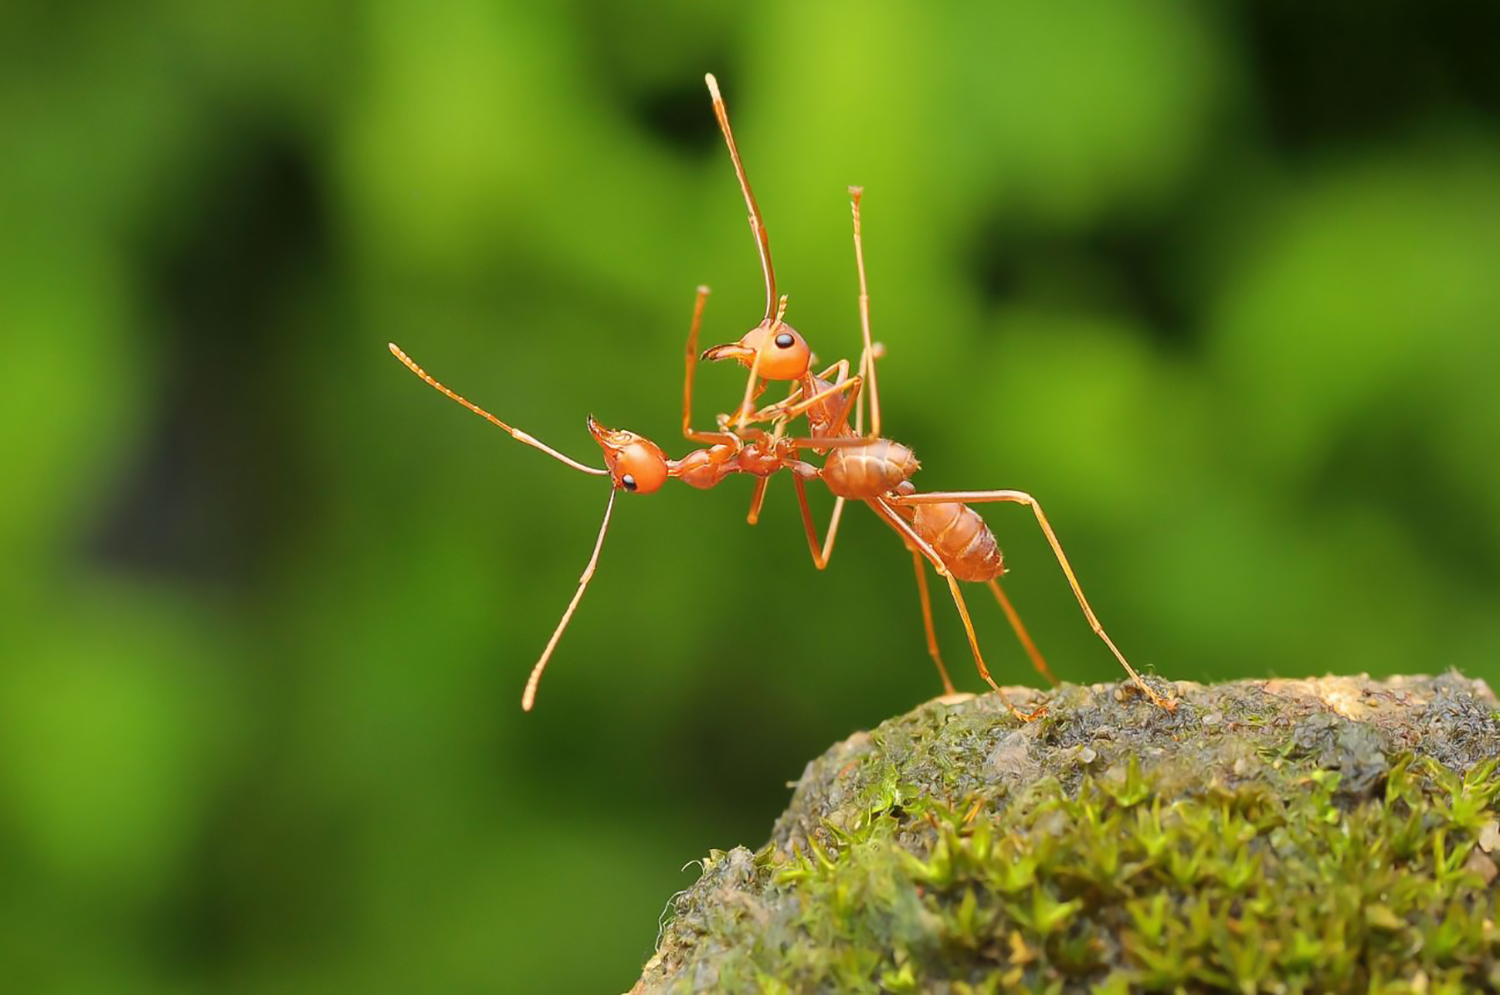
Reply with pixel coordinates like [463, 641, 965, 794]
[634, 674, 1500, 993]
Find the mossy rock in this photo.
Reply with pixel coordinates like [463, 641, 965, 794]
[633, 675, 1500, 994]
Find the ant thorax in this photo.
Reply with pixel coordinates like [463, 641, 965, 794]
[802, 371, 856, 441]
[670, 444, 738, 490]
[669, 436, 791, 490]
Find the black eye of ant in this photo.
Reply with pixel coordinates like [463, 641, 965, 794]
[621, 474, 638, 491]
[774, 332, 795, 349]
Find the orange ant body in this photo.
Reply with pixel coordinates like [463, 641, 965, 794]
[389, 74, 1173, 715]
[387, 343, 799, 711]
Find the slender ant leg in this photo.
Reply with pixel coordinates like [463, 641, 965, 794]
[887, 489, 1172, 710]
[791, 475, 846, 570]
[909, 549, 957, 695]
[681, 286, 739, 446]
[772, 347, 884, 567]
[771, 344, 889, 566]
[849, 187, 881, 440]
[522, 490, 617, 712]
[987, 579, 1058, 686]
[938, 569, 1045, 721]
[746, 476, 770, 524]
[867, 498, 1044, 721]
[753, 374, 863, 429]
[758, 358, 852, 419]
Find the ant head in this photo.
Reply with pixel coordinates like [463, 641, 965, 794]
[701, 318, 812, 381]
[586, 417, 669, 494]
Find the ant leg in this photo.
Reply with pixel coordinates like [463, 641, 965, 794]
[747, 476, 770, 525]
[815, 359, 862, 439]
[737, 355, 872, 439]
[853, 344, 880, 437]
[940, 572, 1045, 721]
[754, 375, 862, 427]
[783, 434, 887, 449]
[910, 549, 957, 695]
[816, 358, 853, 382]
[887, 489, 1173, 711]
[681, 285, 708, 439]
[766, 350, 878, 439]
[748, 358, 852, 424]
[522, 489, 618, 711]
[987, 579, 1058, 686]
[849, 187, 881, 439]
[791, 475, 846, 569]
[867, 498, 1044, 720]
[681, 286, 739, 445]
[775, 352, 886, 448]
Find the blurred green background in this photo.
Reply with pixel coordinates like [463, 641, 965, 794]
[3, 1, 1498, 991]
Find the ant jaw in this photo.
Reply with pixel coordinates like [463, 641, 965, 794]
[701, 316, 782, 366]
[702, 319, 811, 381]
[586, 415, 632, 448]
[700, 342, 756, 365]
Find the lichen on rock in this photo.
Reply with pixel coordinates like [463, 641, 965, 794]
[634, 674, 1500, 993]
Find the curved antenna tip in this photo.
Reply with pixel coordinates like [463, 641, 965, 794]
[705, 73, 721, 96]
[696, 284, 711, 295]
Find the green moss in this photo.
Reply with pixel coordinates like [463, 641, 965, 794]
[636, 675, 1500, 993]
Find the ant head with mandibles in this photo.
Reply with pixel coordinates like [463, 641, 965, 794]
[586, 417, 670, 494]
[700, 317, 812, 382]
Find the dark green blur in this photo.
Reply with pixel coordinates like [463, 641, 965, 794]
[2, 3, 1497, 991]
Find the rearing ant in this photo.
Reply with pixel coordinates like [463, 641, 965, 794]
[689, 73, 1173, 714]
[387, 73, 1175, 716]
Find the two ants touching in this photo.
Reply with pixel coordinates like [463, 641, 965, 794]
[390, 74, 1174, 717]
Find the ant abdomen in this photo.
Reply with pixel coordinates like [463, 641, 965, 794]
[904, 499, 1005, 583]
[822, 440, 920, 499]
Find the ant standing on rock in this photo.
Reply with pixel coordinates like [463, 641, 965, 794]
[389, 74, 1174, 716]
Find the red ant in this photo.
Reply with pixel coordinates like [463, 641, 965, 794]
[388, 74, 1173, 716]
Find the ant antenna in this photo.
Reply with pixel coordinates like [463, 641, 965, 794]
[705, 73, 776, 322]
[522, 488, 617, 711]
[730, 293, 791, 429]
[389, 343, 608, 476]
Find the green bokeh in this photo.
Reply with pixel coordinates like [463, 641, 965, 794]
[3, 2, 1497, 991]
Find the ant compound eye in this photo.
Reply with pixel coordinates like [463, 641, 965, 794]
[774, 332, 795, 349]
[621, 474, 638, 491]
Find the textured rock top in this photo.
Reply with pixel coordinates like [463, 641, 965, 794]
[771, 674, 1500, 855]
[635, 674, 1500, 994]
